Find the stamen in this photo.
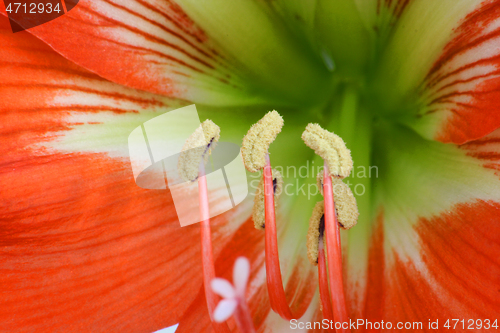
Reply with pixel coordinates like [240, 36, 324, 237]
[179, 119, 220, 182]
[306, 203, 335, 322]
[263, 154, 310, 320]
[323, 164, 349, 331]
[198, 163, 232, 333]
[242, 111, 284, 172]
[317, 173, 359, 230]
[302, 123, 353, 179]
[241, 112, 312, 320]
[252, 169, 283, 230]
[302, 125, 354, 328]
[318, 238, 334, 322]
[306, 201, 325, 265]
[182, 120, 231, 333]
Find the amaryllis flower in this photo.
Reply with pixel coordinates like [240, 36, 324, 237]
[2, 0, 500, 332]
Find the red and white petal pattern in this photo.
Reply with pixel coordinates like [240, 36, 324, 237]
[422, 1, 500, 144]
[350, 126, 500, 328]
[0, 17, 247, 332]
[376, 0, 500, 144]
[1, 0, 329, 107]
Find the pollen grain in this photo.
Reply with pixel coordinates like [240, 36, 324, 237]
[317, 173, 359, 230]
[242, 111, 284, 172]
[253, 168, 283, 230]
[178, 119, 220, 182]
[307, 201, 325, 265]
[302, 123, 353, 178]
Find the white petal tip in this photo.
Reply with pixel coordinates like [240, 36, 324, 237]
[233, 257, 250, 296]
[211, 278, 236, 299]
[213, 299, 238, 323]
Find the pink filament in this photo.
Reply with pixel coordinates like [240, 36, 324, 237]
[318, 239, 334, 324]
[322, 163, 349, 332]
[234, 298, 256, 333]
[263, 154, 310, 320]
[199, 163, 255, 333]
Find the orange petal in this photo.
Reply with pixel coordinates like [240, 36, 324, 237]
[0, 16, 239, 332]
[360, 202, 500, 329]
[426, 1, 500, 144]
[355, 128, 500, 327]
[2, 0, 329, 106]
[1, 155, 201, 332]
[376, 1, 500, 144]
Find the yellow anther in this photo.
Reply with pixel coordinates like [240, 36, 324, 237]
[317, 172, 323, 195]
[317, 173, 359, 230]
[306, 201, 325, 265]
[252, 169, 283, 230]
[302, 123, 353, 178]
[178, 119, 220, 182]
[242, 111, 284, 172]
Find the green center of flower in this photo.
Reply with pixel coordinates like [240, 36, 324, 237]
[192, 3, 443, 291]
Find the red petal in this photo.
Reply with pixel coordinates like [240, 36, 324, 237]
[355, 126, 500, 327]
[358, 212, 385, 327]
[0, 16, 238, 332]
[1, 0, 230, 103]
[1, 156, 199, 332]
[461, 126, 500, 175]
[424, 1, 500, 144]
[359, 203, 500, 329]
[0, 14, 320, 331]
[1, 0, 329, 106]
